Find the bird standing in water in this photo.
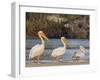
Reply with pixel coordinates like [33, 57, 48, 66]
[29, 31, 49, 64]
[72, 46, 88, 62]
[51, 37, 70, 63]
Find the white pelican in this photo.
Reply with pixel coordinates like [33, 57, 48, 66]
[29, 31, 49, 64]
[72, 45, 88, 61]
[51, 37, 69, 63]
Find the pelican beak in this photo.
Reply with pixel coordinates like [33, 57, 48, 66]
[42, 33, 49, 40]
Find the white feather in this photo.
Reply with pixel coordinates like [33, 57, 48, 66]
[51, 47, 65, 57]
[29, 44, 44, 59]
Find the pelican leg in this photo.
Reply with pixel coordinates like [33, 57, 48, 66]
[32, 57, 37, 63]
[57, 56, 60, 63]
[52, 57, 58, 63]
[55, 56, 59, 64]
[34, 57, 37, 63]
[37, 56, 40, 64]
[75, 56, 80, 63]
[59, 55, 63, 62]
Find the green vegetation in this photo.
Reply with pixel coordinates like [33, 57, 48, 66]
[26, 12, 89, 39]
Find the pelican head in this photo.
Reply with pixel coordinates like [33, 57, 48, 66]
[80, 45, 88, 53]
[61, 37, 70, 46]
[38, 31, 49, 40]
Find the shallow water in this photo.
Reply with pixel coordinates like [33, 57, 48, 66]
[26, 39, 89, 65]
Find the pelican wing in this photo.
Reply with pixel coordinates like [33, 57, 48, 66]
[75, 51, 85, 57]
[51, 47, 65, 57]
[29, 44, 40, 59]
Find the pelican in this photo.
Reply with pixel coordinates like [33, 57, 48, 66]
[72, 45, 88, 61]
[29, 31, 49, 64]
[51, 37, 69, 63]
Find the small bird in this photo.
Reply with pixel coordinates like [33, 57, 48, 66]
[51, 37, 70, 63]
[29, 31, 49, 64]
[72, 46, 88, 61]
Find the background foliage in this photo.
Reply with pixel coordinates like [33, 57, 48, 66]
[26, 12, 89, 39]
